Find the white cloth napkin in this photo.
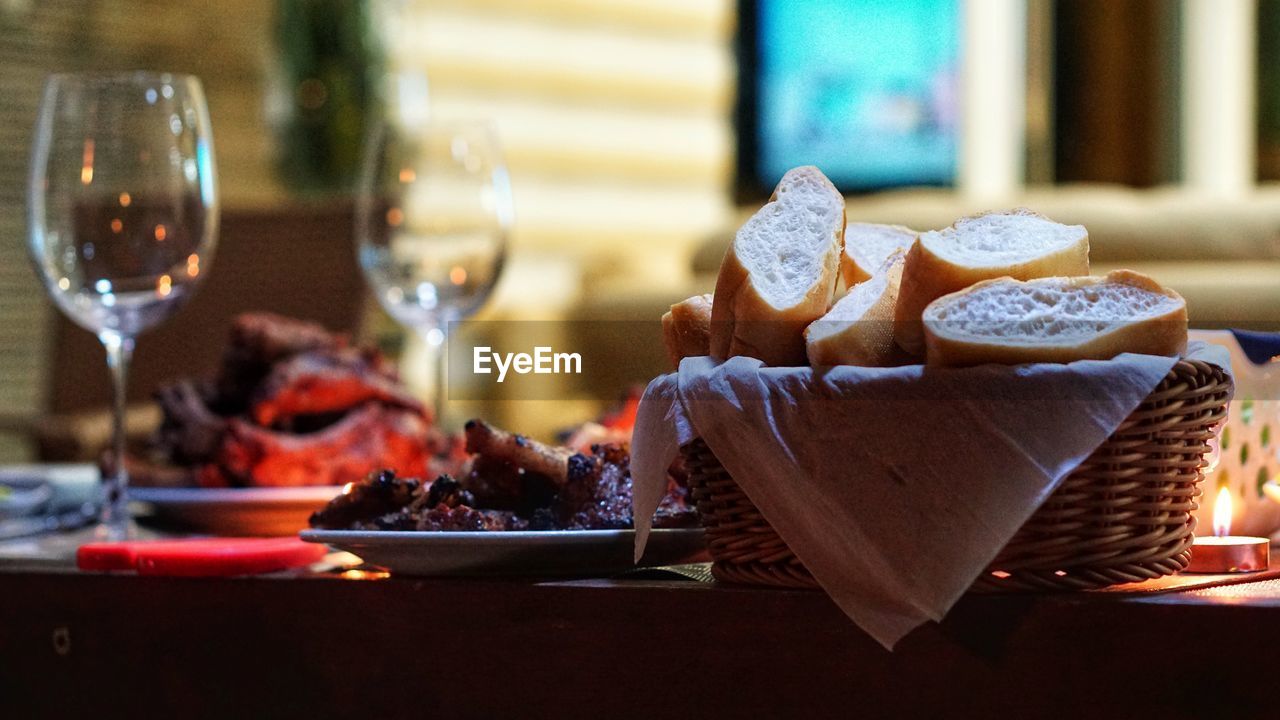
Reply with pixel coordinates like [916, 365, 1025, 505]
[632, 342, 1229, 649]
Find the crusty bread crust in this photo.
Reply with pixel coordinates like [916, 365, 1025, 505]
[710, 166, 844, 366]
[894, 209, 1090, 356]
[805, 250, 905, 366]
[922, 269, 1188, 366]
[662, 293, 713, 369]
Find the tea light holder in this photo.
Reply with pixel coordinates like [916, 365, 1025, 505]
[1186, 487, 1271, 573]
[1186, 535, 1270, 573]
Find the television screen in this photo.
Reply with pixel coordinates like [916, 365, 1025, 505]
[742, 0, 960, 195]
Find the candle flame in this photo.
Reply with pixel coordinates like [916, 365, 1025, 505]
[1213, 486, 1233, 538]
[341, 482, 355, 495]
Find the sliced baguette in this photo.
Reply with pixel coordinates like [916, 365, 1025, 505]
[922, 270, 1187, 366]
[894, 208, 1089, 355]
[661, 293, 713, 368]
[840, 222, 917, 288]
[805, 249, 906, 367]
[711, 166, 845, 366]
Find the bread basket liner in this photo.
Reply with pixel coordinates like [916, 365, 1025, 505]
[631, 341, 1231, 649]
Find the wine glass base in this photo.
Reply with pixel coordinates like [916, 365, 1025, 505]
[92, 517, 138, 543]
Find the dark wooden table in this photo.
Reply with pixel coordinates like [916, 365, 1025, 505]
[2, 567, 1279, 720]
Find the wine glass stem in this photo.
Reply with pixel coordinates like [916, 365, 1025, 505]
[99, 331, 136, 538]
[419, 323, 447, 427]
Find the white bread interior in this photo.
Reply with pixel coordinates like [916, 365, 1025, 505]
[661, 293, 713, 369]
[922, 269, 1188, 366]
[805, 249, 906, 367]
[894, 208, 1089, 356]
[710, 166, 845, 366]
[840, 222, 917, 288]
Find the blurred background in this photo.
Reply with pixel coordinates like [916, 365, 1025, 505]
[0, 0, 1278, 462]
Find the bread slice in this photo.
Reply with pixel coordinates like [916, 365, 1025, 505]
[710, 166, 845, 366]
[661, 293, 713, 368]
[894, 209, 1089, 355]
[922, 270, 1187, 366]
[805, 249, 906, 367]
[840, 223, 917, 288]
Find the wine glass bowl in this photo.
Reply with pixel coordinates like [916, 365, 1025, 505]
[29, 72, 217, 339]
[27, 72, 219, 539]
[357, 119, 511, 419]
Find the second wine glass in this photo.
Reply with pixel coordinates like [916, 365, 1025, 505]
[356, 120, 512, 424]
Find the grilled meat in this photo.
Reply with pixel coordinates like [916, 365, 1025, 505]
[215, 404, 431, 487]
[216, 313, 344, 410]
[308, 469, 421, 529]
[459, 419, 569, 515]
[417, 506, 527, 531]
[464, 419, 572, 485]
[417, 474, 475, 510]
[308, 424, 697, 532]
[145, 313, 438, 490]
[250, 348, 424, 428]
[557, 444, 633, 529]
[461, 455, 558, 516]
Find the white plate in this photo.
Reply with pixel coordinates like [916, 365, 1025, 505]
[132, 486, 343, 537]
[300, 528, 706, 577]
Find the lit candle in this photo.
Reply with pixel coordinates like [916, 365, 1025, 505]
[1185, 487, 1270, 573]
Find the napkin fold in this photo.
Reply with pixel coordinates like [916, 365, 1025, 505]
[632, 342, 1229, 649]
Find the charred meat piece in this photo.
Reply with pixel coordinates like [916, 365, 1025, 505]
[461, 454, 558, 516]
[420, 475, 475, 510]
[308, 469, 421, 529]
[216, 404, 432, 487]
[464, 419, 572, 486]
[250, 348, 425, 428]
[351, 508, 419, 531]
[153, 380, 229, 465]
[417, 505, 527, 531]
[557, 443, 633, 530]
[216, 313, 344, 408]
[402, 474, 474, 519]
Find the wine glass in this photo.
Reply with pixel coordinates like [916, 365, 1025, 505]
[356, 119, 512, 424]
[27, 72, 219, 540]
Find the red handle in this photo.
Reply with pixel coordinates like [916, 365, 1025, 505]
[78, 538, 327, 576]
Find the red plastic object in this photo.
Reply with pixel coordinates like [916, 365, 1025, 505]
[77, 537, 327, 577]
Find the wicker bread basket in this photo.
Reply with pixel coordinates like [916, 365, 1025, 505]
[682, 358, 1233, 593]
